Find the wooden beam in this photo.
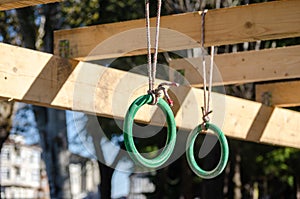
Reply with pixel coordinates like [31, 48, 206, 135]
[1, 43, 300, 149]
[53, 0, 300, 61]
[0, 0, 60, 11]
[169, 45, 300, 86]
[256, 81, 300, 107]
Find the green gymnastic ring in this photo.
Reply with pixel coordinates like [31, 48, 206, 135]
[123, 94, 176, 168]
[186, 122, 229, 179]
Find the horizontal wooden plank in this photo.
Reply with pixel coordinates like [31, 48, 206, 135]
[169, 45, 300, 86]
[53, 0, 300, 60]
[256, 81, 300, 107]
[54, 13, 201, 60]
[0, 0, 60, 10]
[1, 43, 300, 149]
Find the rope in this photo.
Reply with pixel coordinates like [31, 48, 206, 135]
[145, 0, 162, 91]
[145, 0, 178, 106]
[145, 0, 152, 91]
[208, 46, 214, 114]
[152, 0, 162, 90]
[201, 9, 214, 124]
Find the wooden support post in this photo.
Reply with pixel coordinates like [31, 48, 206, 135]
[53, 0, 300, 61]
[256, 81, 300, 107]
[1, 43, 300, 149]
[169, 45, 300, 86]
[0, 0, 60, 11]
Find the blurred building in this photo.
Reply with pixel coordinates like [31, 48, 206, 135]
[0, 135, 100, 199]
[69, 154, 100, 199]
[0, 135, 49, 199]
[128, 173, 156, 199]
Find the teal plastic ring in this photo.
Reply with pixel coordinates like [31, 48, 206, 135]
[186, 122, 229, 179]
[123, 94, 177, 168]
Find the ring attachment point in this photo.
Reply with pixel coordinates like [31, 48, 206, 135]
[147, 90, 159, 105]
[148, 82, 179, 107]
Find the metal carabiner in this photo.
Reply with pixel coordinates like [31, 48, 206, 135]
[148, 82, 179, 106]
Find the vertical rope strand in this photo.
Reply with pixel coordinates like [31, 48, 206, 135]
[202, 50, 207, 113]
[201, 10, 208, 114]
[145, 0, 162, 92]
[207, 46, 214, 113]
[152, 0, 162, 89]
[201, 9, 214, 123]
[145, 0, 153, 91]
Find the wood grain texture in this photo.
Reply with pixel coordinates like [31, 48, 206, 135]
[169, 45, 300, 86]
[0, 0, 59, 10]
[256, 81, 300, 107]
[1, 43, 300, 149]
[53, 0, 300, 60]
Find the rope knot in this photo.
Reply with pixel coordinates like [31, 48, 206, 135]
[148, 82, 179, 107]
[201, 107, 212, 131]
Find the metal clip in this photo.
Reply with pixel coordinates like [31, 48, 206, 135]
[148, 82, 179, 106]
